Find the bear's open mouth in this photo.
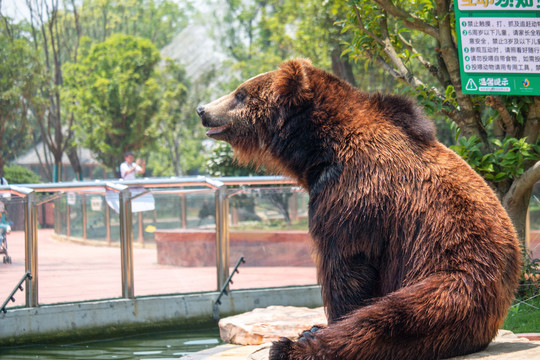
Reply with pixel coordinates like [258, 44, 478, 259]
[206, 123, 232, 136]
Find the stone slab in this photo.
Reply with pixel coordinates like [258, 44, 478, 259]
[218, 306, 327, 345]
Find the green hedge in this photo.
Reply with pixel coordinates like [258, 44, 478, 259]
[4, 165, 40, 184]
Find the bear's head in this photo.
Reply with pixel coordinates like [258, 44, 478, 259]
[198, 58, 436, 187]
[197, 59, 315, 174]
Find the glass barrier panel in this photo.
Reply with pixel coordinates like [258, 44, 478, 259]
[529, 192, 540, 261]
[226, 186, 317, 290]
[134, 188, 218, 296]
[0, 192, 26, 308]
[39, 190, 123, 304]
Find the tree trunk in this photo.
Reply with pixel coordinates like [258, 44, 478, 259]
[0, 122, 5, 178]
[504, 188, 532, 248]
[67, 146, 83, 180]
[53, 154, 63, 182]
[0, 156, 4, 179]
[331, 48, 356, 87]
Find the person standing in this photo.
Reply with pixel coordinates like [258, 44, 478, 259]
[120, 151, 146, 180]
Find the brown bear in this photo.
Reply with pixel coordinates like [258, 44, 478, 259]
[197, 59, 521, 360]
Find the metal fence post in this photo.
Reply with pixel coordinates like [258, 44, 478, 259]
[82, 194, 87, 240]
[106, 182, 135, 299]
[214, 182, 229, 291]
[105, 202, 111, 245]
[24, 190, 38, 307]
[118, 186, 134, 299]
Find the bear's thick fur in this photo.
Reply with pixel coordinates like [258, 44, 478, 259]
[197, 59, 521, 360]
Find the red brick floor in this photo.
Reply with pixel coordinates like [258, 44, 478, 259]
[0, 230, 317, 308]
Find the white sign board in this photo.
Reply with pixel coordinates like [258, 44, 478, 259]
[460, 17, 540, 73]
[67, 192, 77, 206]
[90, 196, 103, 211]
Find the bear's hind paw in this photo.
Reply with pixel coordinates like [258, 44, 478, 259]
[269, 337, 294, 360]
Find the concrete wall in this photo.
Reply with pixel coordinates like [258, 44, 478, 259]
[0, 285, 322, 346]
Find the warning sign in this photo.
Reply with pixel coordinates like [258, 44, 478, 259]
[466, 79, 478, 91]
[455, 1, 540, 95]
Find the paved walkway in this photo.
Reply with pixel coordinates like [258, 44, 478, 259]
[0, 230, 317, 308]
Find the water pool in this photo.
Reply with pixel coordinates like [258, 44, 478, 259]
[0, 327, 222, 359]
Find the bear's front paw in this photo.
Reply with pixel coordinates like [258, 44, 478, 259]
[269, 337, 294, 360]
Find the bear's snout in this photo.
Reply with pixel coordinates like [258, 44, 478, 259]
[197, 102, 234, 139]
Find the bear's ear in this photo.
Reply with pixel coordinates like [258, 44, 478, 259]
[272, 59, 313, 108]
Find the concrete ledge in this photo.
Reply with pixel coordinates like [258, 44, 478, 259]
[0, 285, 322, 346]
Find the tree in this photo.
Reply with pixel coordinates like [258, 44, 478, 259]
[216, 0, 359, 84]
[149, 59, 207, 176]
[79, 0, 191, 49]
[205, 141, 258, 177]
[344, 0, 540, 242]
[0, 17, 43, 178]
[25, 0, 84, 181]
[18, 0, 190, 181]
[64, 34, 160, 172]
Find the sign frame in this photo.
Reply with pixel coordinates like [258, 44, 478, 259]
[454, 1, 540, 95]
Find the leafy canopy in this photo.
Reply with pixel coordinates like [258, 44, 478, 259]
[64, 34, 161, 170]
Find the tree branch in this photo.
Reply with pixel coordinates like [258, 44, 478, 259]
[486, 95, 516, 137]
[373, 0, 439, 41]
[364, 49, 402, 79]
[524, 98, 540, 145]
[397, 32, 444, 85]
[352, 5, 385, 47]
[435, 40, 452, 88]
[504, 160, 540, 211]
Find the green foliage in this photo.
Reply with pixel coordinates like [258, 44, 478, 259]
[218, 0, 354, 83]
[147, 59, 207, 176]
[80, 0, 191, 48]
[205, 142, 261, 177]
[451, 136, 540, 183]
[0, 25, 44, 172]
[344, 3, 540, 240]
[342, 0, 438, 90]
[64, 34, 161, 170]
[4, 165, 41, 184]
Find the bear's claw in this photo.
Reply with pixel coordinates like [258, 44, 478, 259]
[298, 326, 321, 343]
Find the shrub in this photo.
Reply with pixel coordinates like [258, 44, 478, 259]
[4, 165, 40, 184]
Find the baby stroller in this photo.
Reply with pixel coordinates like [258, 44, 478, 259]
[0, 201, 11, 264]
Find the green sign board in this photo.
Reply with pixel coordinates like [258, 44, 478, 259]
[454, 0, 540, 95]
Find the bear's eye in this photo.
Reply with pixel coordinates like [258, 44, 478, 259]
[235, 90, 247, 102]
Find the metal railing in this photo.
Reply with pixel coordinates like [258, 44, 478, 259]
[0, 176, 297, 308]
